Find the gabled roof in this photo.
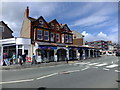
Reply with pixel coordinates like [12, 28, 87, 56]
[60, 24, 72, 32]
[48, 19, 60, 27]
[0, 21, 13, 33]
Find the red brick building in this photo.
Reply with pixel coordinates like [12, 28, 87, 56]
[20, 7, 100, 62]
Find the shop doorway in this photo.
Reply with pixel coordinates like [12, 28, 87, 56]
[69, 49, 76, 60]
[57, 49, 67, 61]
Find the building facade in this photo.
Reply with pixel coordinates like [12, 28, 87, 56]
[86, 40, 109, 50]
[20, 7, 100, 63]
[0, 21, 14, 39]
[72, 30, 85, 46]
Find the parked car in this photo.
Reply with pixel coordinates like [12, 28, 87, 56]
[116, 51, 120, 56]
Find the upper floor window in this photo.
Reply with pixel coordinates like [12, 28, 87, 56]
[0, 26, 4, 32]
[50, 33, 54, 42]
[56, 25, 59, 31]
[69, 35, 73, 43]
[51, 23, 54, 29]
[65, 34, 68, 43]
[56, 34, 60, 42]
[44, 31, 49, 41]
[64, 26, 67, 31]
[37, 30, 42, 40]
[39, 19, 44, 27]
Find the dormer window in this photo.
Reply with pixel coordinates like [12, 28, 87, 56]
[39, 19, 44, 27]
[56, 25, 59, 31]
[64, 26, 67, 31]
[51, 23, 54, 29]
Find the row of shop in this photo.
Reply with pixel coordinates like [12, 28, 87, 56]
[34, 42, 101, 63]
[0, 38, 101, 65]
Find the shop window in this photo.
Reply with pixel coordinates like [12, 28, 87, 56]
[65, 34, 68, 43]
[37, 30, 43, 40]
[39, 19, 44, 27]
[56, 34, 60, 42]
[50, 33, 54, 42]
[44, 31, 49, 41]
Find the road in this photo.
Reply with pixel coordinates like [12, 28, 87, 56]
[1, 56, 120, 89]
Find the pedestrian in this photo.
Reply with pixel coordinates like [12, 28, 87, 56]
[12, 53, 16, 64]
[22, 53, 26, 64]
[31, 53, 37, 65]
[66, 57, 69, 64]
[18, 55, 23, 65]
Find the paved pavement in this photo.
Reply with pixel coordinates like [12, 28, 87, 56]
[1, 55, 120, 89]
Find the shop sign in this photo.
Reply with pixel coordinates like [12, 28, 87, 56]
[38, 46, 57, 50]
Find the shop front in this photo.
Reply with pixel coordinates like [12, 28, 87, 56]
[0, 38, 31, 65]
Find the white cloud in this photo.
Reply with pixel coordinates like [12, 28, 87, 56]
[82, 31, 118, 43]
[73, 15, 109, 27]
[1, 2, 59, 37]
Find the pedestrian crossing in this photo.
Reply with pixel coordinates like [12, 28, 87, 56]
[73, 62, 119, 69]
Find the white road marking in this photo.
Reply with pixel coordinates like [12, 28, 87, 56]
[75, 62, 90, 65]
[88, 63, 99, 66]
[95, 63, 108, 67]
[115, 70, 120, 73]
[0, 79, 34, 85]
[103, 68, 110, 71]
[66, 70, 80, 73]
[81, 67, 90, 71]
[36, 73, 58, 80]
[106, 64, 118, 68]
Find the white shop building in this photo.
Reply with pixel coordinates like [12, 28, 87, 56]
[0, 38, 31, 65]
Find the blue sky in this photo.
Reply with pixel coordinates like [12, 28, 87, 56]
[0, 1, 118, 43]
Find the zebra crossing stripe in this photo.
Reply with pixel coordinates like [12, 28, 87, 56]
[88, 63, 99, 66]
[106, 64, 118, 68]
[95, 63, 108, 67]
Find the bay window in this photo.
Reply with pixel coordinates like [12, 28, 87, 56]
[50, 33, 54, 42]
[65, 34, 68, 43]
[56, 34, 60, 42]
[69, 35, 73, 43]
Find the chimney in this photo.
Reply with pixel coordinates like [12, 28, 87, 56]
[25, 6, 29, 18]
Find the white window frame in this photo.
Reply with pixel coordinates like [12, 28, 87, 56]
[64, 26, 67, 31]
[39, 19, 44, 27]
[37, 30, 43, 40]
[50, 32, 54, 42]
[65, 34, 68, 43]
[69, 35, 73, 43]
[44, 31, 49, 41]
[51, 23, 54, 29]
[56, 34, 60, 42]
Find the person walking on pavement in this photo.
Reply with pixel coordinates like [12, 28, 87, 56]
[31, 53, 37, 65]
[12, 53, 16, 64]
[18, 55, 23, 65]
[22, 53, 26, 65]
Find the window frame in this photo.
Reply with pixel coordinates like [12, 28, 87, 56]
[37, 30, 43, 40]
[65, 34, 68, 43]
[50, 32, 54, 42]
[39, 19, 44, 27]
[69, 35, 73, 43]
[56, 34, 60, 43]
[44, 31, 49, 41]
[0, 26, 4, 32]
